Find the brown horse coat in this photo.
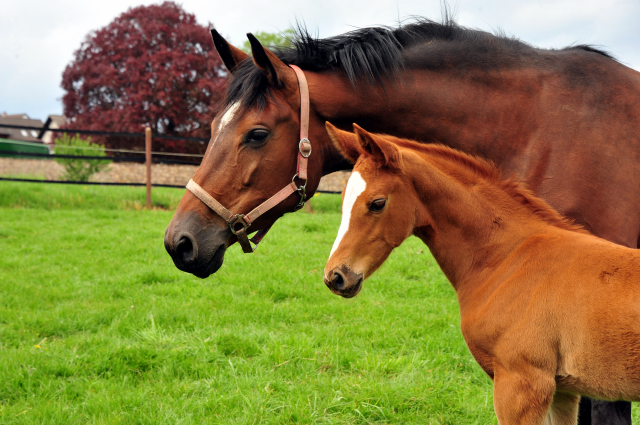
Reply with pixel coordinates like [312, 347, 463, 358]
[164, 20, 640, 424]
[324, 124, 640, 424]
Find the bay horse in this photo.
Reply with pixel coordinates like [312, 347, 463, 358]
[164, 17, 640, 423]
[324, 123, 640, 425]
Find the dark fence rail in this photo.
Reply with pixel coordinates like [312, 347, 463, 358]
[0, 125, 343, 195]
[0, 124, 200, 201]
[0, 123, 208, 142]
[0, 176, 185, 189]
[0, 150, 201, 166]
[0, 123, 205, 167]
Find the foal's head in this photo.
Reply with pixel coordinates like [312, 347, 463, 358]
[324, 123, 417, 298]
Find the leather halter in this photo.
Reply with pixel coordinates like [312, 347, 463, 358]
[186, 65, 312, 253]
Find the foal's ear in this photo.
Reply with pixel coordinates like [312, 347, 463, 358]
[211, 29, 250, 74]
[247, 33, 295, 88]
[352, 124, 401, 170]
[325, 122, 361, 164]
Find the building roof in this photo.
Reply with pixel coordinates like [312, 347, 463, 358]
[0, 115, 45, 143]
[0, 113, 68, 144]
[48, 115, 66, 127]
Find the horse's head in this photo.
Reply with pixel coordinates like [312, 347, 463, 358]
[323, 123, 415, 297]
[165, 31, 326, 278]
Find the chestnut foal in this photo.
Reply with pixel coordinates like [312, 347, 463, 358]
[324, 123, 640, 424]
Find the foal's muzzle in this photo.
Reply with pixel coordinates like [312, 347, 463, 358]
[324, 265, 364, 298]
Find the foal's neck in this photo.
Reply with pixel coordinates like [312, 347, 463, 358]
[407, 150, 562, 289]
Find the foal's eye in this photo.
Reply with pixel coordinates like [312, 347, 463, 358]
[369, 199, 387, 212]
[244, 129, 269, 145]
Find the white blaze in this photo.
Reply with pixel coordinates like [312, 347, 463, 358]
[219, 102, 240, 129]
[329, 171, 367, 258]
[211, 102, 240, 146]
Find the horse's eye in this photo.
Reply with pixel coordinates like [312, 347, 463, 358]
[245, 129, 269, 145]
[369, 198, 386, 212]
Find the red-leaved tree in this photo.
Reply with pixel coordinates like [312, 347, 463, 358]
[61, 1, 225, 157]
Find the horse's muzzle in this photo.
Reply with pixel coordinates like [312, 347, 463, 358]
[164, 212, 229, 278]
[324, 265, 364, 298]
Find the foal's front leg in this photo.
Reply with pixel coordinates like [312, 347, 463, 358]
[545, 392, 580, 425]
[493, 364, 556, 425]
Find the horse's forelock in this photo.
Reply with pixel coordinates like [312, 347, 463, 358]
[222, 62, 273, 113]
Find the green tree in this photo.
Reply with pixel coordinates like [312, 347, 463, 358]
[240, 29, 294, 53]
[54, 134, 111, 182]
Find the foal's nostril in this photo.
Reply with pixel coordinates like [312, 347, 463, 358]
[175, 233, 197, 265]
[331, 270, 346, 291]
[355, 276, 363, 288]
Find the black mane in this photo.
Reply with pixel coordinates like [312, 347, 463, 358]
[223, 17, 615, 111]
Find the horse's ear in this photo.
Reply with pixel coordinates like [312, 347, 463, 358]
[247, 33, 294, 88]
[352, 124, 401, 170]
[211, 29, 249, 74]
[325, 122, 361, 164]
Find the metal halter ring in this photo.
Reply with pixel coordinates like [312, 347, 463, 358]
[299, 138, 311, 157]
[292, 173, 307, 189]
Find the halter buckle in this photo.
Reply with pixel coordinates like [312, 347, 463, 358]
[228, 214, 258, 253]
[299, 138, 311, 157]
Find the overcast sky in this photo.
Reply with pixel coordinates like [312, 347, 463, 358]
[2, 0, 639, 121]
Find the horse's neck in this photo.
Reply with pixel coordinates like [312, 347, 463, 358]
[309, 67, 545, 165]
[407, 152, 553, 289]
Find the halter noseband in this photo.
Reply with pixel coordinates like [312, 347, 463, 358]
[186, 65, 312, 254]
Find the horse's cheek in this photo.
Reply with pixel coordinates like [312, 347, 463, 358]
[240, 156, 264, 188]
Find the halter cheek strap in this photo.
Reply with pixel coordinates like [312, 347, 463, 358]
[186, 64, 311, 253]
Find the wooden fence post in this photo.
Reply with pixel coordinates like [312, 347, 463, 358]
[145, 127, 152, 209]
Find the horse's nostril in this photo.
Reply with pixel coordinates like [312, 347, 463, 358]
[175, 233, 197, 265]
[355, 277, 363, 288]
[331, 270, 346, 290]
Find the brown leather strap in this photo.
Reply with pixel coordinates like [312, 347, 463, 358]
[235, 227, 254, 253]
[186, 179, 234, 221]
[237, 224, 272, 253]
[245, 182, 299, 224]
[290, 65, 309, 141]
[290, 65, 311, 181]
[250, 225, 271, 244]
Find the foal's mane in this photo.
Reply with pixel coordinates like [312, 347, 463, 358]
[223, 16, 614, 111]
[393, 139, 586, 233]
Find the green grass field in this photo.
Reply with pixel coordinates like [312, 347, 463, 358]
[1, 181, 635, 424]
